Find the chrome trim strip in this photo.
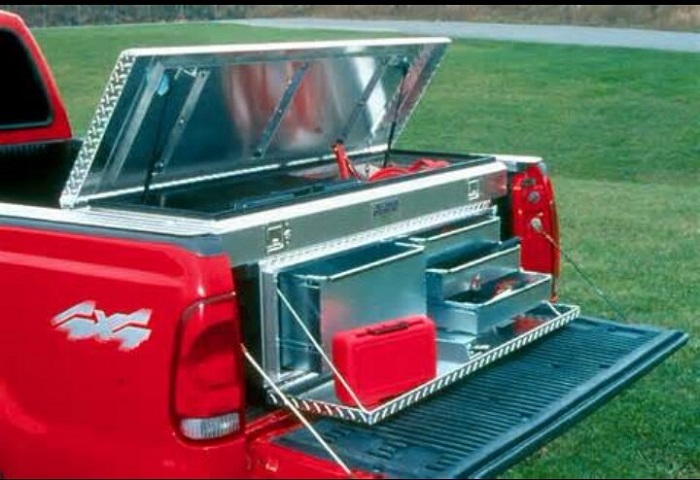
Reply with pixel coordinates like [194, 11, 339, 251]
[0, 203, 213, 236]
[102, 62, 166, 188]
[259, 202, 496, 273]
[125, 37, 452, 59]
[61, 52, 137, 209]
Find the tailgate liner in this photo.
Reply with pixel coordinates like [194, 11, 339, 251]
[273, 317, 687, 479]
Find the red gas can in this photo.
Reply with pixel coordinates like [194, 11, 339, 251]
[332, 316, 437, 407]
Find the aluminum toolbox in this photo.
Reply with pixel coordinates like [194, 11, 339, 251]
[426, 239, 521, 301]
[332, 316, 437, 407]
[277, 242, 426, 373]
[429, 271, 553, 335]
[59, 37, 509, 268]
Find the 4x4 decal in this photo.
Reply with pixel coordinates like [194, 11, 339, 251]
[52, 301, 152, 351]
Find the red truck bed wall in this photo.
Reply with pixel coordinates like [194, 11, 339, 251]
[0, 223, 246, 478]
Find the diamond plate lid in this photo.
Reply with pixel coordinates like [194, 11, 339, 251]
[60, 37, 451, 209]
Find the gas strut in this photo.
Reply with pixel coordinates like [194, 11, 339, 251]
[383, 58, 410, 168]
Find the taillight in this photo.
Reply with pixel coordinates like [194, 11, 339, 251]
[510, 164, 561, 298]
[173, 293, 244, 441]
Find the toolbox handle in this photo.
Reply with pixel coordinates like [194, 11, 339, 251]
[365, 321, 411, 336]
[324, 247, 423, 282]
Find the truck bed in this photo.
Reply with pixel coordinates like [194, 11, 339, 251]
[270, 317, 687, 479]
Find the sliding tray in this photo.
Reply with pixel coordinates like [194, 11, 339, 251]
[426, 239, 521, 301]
[404, 214, 501, 261]
[429, 271, 553, 335]
[266, 303, 580, 425]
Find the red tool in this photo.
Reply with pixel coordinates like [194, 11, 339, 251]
[332, 141, 360, 180]
[514, 316, 544, 335]
[369, 158, 451, 182]
[332, 316, 437, 407]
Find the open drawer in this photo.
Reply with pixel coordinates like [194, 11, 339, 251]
[429, 271, 553, 336]
[426, 239, 522, 301]
[404, 214, 501, 260]
[277, 242, 426, 374]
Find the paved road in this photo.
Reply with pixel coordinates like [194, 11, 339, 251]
[233, 18, 700, 53]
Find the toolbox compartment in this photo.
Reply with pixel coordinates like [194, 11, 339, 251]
[426, 239, 521, 301]
[277, 242, 426, 373]
[405, 215, 501, 261]
[429, 271, 553, 335]
[332, 316, 437, 407]
[59, 37, 510, 271]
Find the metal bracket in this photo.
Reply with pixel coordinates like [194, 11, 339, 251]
[155, 69, 211, 174]
[254, 63, 312, 160]
[338, 58, 391, 142]
[103, 61, 167, 188]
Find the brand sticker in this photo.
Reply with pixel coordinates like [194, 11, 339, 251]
[372, 198, 400, 220]
[53, 301, 152, 352]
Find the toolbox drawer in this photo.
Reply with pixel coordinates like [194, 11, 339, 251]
[405, 215, 501, 261]
[426, 239, 521, 301]
[278, 242, 426, 373]
[429, 271, 552, 335]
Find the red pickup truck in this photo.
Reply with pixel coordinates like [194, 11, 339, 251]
[0, 10, 688, 479]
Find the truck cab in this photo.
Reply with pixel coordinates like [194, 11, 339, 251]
[0, 11, 77, 207]
[0, 10, 688, 479]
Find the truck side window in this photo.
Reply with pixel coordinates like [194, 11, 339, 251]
[0, 29, 51, 130]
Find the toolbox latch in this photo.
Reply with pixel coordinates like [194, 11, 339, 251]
[266, 222, 293, 255]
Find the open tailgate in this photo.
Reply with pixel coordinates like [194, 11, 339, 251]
[254, 317, 687, 479]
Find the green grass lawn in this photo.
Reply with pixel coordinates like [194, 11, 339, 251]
[34, 23, 699, 479]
